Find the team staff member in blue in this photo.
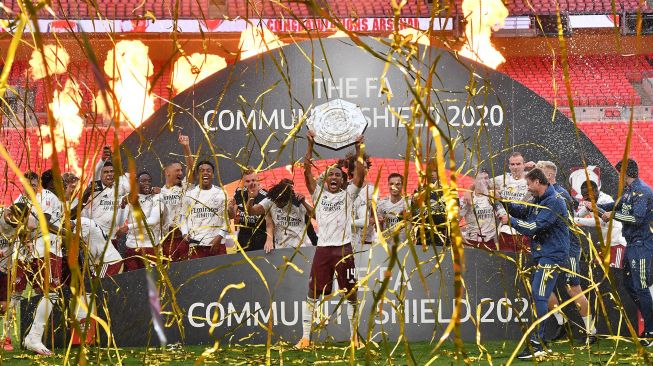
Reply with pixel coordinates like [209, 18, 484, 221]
[595, 159, 653, 346]
[498, 168, 570, 359]
[537, 161, 596, 344]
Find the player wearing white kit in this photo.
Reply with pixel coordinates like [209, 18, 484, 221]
[246, 179, 314, 250]
[23, 170, 65, 356]
[490, 152, 534, 250]
[296, 131, 366, 350]
[81, 162, 130, 247]
[378, 173, 410, 243]
[180, 160, 231, 258]
[0, 203, 37, 351]
[63, 173, 122, 278]
[576, 180, 627, 266]
[117, 171, 165, 272]
[460, 170, 505, 249]
[159, 131, 194, 262]
[344, 153, 377, 247]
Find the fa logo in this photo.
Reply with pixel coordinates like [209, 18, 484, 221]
[632, 259, 637, 268]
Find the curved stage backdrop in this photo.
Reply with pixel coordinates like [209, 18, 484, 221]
[30, 38, 634, 347]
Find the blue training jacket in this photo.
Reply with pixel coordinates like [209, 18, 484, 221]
[553, 183, 581, 257]
[507, 184, 571, 263]
[599, 178, 653, 246]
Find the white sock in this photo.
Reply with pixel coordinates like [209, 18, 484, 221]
[582, 315, 596, 335]
[6, 294, 22, 338]
[302, 297, 317, 340]
[553, 311, 566, 325]
[347, 301, 357, 339]
[26, 294, 56, 342]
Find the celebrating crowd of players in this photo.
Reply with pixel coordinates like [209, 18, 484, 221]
[0, 130, 650, 360]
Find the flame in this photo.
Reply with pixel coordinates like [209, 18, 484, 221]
[239, 25, 285, 60]
[96, 40, 154, 128]
[458, 0, 508, 69]
[171, 53, 227, 94]
[41, 79, 84, 175]
[29, 44, 70, 80]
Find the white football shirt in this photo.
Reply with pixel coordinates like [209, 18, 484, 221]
[81, 182, 129, 240]
[181, 186, 229, 247]
[377, 196, 410, 242]
[312, 184, 360, 247]
[160, 179, 194, 232]
[125, 193, 165, 249]
[33, 189, 63, 258]
[460, 194, 504, 242]
[352, 183, 377, 245]
[260, 198, 309, 248]
[490, 173, 528, 235]
[78, 217, 122, 264]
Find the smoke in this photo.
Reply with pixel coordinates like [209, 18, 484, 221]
[96, 40, 155, 128]
[239, 25, 285, 59]
[172, 53, 227, 94]
[29, 44, 70, 80]
[458, 0, 509, 69]
[41, 79, 84, 175]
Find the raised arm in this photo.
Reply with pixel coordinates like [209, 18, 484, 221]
[297, 194, 314, 219]
[351, 135, 366, 188]
[245, 199, 267, 216]
[179, 131, 194, 183]
[304, 130, 317, 195]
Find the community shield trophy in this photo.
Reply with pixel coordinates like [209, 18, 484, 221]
[306, 99, 368, 150]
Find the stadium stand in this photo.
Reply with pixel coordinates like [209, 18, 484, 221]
[1, 0, 650, 20]
[499, 55, 653, 106]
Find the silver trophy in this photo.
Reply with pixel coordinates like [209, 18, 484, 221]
[306, 99, 367, 150]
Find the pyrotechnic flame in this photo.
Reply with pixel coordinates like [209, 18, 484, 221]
[96, 40, 155, 128]
[41, 79, 84, 175]
[239, 24, 285, 59]
[172, 53, 227, 94]
[458, 0, 508, 69]
[29, 44, 70, 80]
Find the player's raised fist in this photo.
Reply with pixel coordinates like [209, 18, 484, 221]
[178, 131, 190, 147]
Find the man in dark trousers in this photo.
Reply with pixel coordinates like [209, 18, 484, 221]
[595, 159, 653, 346]
[499, 168, 570, 359]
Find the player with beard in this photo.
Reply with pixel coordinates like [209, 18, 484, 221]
[490, 152, 535, 251]
[246, 179, 314, 250]
[117, 171, 165, 271]
[181, 161, 233, 258]
[23, 170, 66, 355]
[535, 161, 597, 344]
[159, 132, 194, 262]
[232, 168, 273, 252]
[295, 131, 366, 350]
[378, 173, 410, 243]
[80, 161, 130, 255]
